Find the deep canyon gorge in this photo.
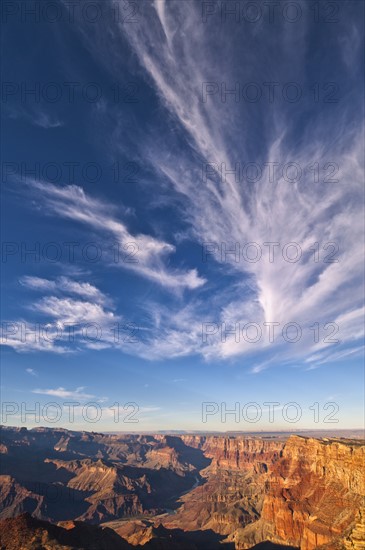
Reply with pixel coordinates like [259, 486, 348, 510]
[0, 427, 364, 549]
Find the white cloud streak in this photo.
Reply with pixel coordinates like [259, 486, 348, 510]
[23, 180, 205, 292]
[32, 386, 95, 400]
[8, 1, 365, 369]
[110, 0, 364, 365]
[26, 368, 37, 376]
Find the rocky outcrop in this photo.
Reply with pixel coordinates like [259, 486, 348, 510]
[180, 436, 283, 474]
[257, 436, 365, 549]
[0, 513, 240, 549]
[0, 427, 363, 549]
[165, 435, 364, 550]
[0, 512, 133, 549]
[163, 436, 284, 539]
[0, 428, 205, 524]
[344, 508, 365, 550]
[0, 475, 44, 519]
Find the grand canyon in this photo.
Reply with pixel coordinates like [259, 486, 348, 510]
[2, 0, 364, 548]
[0, 426, 364, 549]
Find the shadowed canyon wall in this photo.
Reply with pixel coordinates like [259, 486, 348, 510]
[0, 427, 364, 549]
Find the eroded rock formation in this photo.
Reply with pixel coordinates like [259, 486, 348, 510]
[0, 426, 363, 549]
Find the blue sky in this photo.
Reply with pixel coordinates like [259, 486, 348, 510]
[1, 0, 364, 431]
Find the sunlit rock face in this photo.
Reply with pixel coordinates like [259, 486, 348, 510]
[164, 435, 365, 550]
[0, 427, 364, 549]
[258, 436, 365, 549]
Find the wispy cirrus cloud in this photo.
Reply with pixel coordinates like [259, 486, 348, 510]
[4, 104, 63, 129]
[106, 0, 364, 366]
[2, 275, 119, 354]
[7, 1, 365, 371]
[20, 275, 109, 305]
[26, 368, 37, 376]
[32, 386, 95, 400]
[31, 293, 115, 324]
[22, 180, 205, 292]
